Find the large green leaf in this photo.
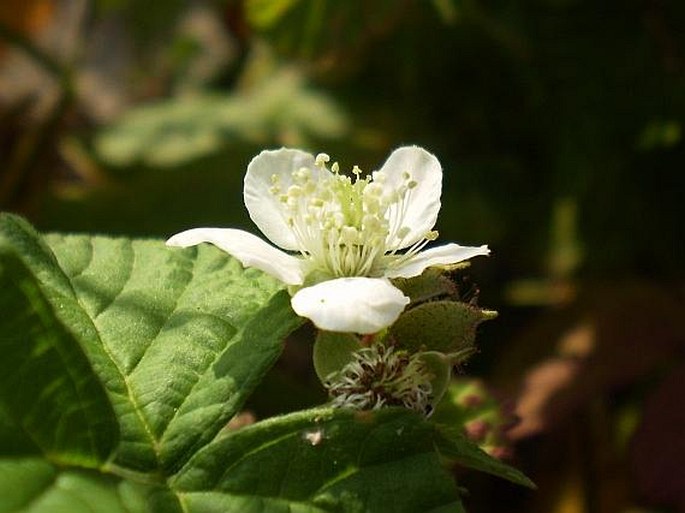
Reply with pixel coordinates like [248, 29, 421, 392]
[172, 408, 465, 513]
[433, 424, 536, 489]
[0, 403, 38, 457]
[0, 408, 468, 513]
[0, 213, 302, 476]
[0, 225, 118, 468]
[0, 457, 180, 513]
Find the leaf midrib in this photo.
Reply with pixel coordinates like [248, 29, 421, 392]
[65, 241, 241, 475]
[43, 239, 165, 468]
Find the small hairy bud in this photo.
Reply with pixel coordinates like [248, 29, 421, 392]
[324, 344, 433, 415]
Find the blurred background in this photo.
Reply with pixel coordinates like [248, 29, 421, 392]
[1, 1, 683, 511]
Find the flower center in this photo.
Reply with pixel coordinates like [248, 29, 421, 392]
[269, 153, 437, 278]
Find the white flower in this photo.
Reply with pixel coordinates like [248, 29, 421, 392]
[166, 146, 489, 333]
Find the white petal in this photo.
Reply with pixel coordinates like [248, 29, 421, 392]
[291, 277, 410, 334]
[166, 228, 305, 285]
[378, 146, 442, 249]
[385, 243, 490, 279]
[244, 148, 322, 251]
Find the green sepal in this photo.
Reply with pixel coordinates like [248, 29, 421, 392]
[415, 351, 451, 409]
[391, 268, 456, 304]
[312, 331, 362, 383]
[391, 300, 497, 355]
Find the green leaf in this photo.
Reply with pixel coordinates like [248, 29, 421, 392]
[0, 225, 118, 468]
[0, 213, 303, 476]
[95, 71, 347, 168]
[433, 424, 536, 489]
[172, 408, 464, 513]
[0, 403, 39, 457]
[244, 0, 401, 61]
[1, 411, 476, 513]
[0, 457, 180, 513]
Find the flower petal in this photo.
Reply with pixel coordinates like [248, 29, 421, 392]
[166, 228, 305, 285]
[291, 277, 410, 334]
[378, 146, 443, 249]
[385, 243, 490, 279]
[244, 148, 322, 251]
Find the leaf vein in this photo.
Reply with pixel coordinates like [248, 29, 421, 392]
[70, 237, 94, 280]
[51, 242, 163, 466]
[216, 432, 300, 486]
[123, 246, 197, 378]
[93, 240, 134, 319]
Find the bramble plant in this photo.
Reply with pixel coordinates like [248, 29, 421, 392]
[0, 147, 533, 513]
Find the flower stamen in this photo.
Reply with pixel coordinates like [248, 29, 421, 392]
[267, 156, 446, 280]
[324, 344, 433, 414]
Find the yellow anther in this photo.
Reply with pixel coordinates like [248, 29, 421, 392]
[293, 166, 312, 182]
[426, 230, 439, 241]
[364, 198, 380, 215]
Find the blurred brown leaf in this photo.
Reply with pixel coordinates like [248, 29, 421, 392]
[0, 0, 53, 57]
[506, 281, 684, 439]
